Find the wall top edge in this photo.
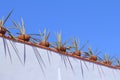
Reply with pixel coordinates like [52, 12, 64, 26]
[0, 35, 119, 70]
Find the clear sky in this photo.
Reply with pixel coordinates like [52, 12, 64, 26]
[1, 0, 120, 57]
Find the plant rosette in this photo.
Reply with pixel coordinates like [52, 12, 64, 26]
[103, 61, 112, 65]
[18, 34, 30, 41]
[12, 18, 31, 42]
[39, 41, 50, 47]
[56, 46, 67, 52]
[102, 54, 113, 66]
[0, 10, 13, 36]
[72, 51, 82, 57]
[87, 48, 98, 61]
[89, 55, 97, 61]
[51, 32, 72, 53]
[71, 37, 88, 57]
[39, 29, 50, 47]
[0, 27, 7, 36]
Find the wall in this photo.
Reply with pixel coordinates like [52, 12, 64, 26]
[0, 37, 120, 80]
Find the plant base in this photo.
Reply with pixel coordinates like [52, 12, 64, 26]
[0, 27, 7, 35]
[18, 34, 30, 41]
[56, 46, 66, 52]
[39, 41, 50, 47]
[89, 55, 97, 61]
[72, 51, 81, 56]
[103, 61, 112, 65]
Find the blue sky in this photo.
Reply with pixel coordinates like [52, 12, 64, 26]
[1, 0, 120, 57]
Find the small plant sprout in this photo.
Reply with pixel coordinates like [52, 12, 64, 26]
[51, 32, 72, 52]
[83, 47, 99, 61]
[39, 29, 50, 47]
[72, 37, 88, 57]
[0, 10, 13, 37]
[12, 18, 30, 41]
[28, 29, 50, 47]
[102, 54, 113, 65]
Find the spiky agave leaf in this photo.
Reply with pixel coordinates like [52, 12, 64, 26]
[94, 48, 102, 56]
[88, 47, 102, 57]
[6, 29, 16, 39]
[21, 18, 26, 34]
[0, 17, 4, 27]
[51, 32, 72, 52]
[0, 12, 16, 39]
[103, 54, 113, 62]
[83, 47, 97, 58]
[57, 32, 71, 48]
[45, 30, 50, 41]
[72, 37, 80, 51]
[80, 40, 89, 50]
[11, 20, 22, 33]
[41, 29, 50, 42]
[3, 10, 13, 26]
[71, 37, 88, 53]
[63, 37, 72, 48]
[0, 10, 13, 27]
[0, 20, 3, 27]
[43, 29, 46, 41]
[11, 19, 19, 29]
[62, 38, 72, 47]
[103, 54, 109, 61]
[88, 47, 94, 56]
[29, 29, 50, 43]
[56, 32, 62, 49]
[11, 18, 26, 35]
[0, 10, 12, 27]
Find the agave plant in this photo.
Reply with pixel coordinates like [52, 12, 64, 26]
[38, 29, 50, 47]
[27, 29, 50, 47]
[11, 18, 31, 64]
[71, 37, 88, 57]
[51, 32, 72, 52]
[83, 47, 99, 61]
[0, 10, 13, 37]
[11, 18, 30, 41]
[0, 18, 7, 35]
[102, 54, 113, 65]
